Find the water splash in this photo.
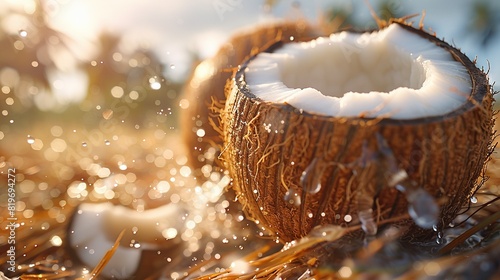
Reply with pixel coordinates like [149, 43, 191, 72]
[355, 141, 379, 237]
[354, 133, 439, 238]
[358, 209, 377, 236]
[396, 184, 439, 229]
[376, 133, 439, 229]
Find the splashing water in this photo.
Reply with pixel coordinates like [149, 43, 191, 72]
[358, 209, 377, 236]
[354, 133, 439, 239]
[355, 141, 379, 237]
[396, 184, 439, 229]
[376, 133, 439, 229]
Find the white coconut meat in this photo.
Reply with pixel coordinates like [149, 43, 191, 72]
[244, 24, 471, 119]
[68, 202, 184, 279]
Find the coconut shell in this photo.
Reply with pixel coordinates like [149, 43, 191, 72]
[222, 22, 494, 242]
[181, 21, 324, 172]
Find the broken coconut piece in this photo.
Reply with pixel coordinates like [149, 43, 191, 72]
[67, 202, 185, 278]
[223, 21, 493, 242]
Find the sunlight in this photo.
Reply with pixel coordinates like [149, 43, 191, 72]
[49, 1, 98, 41]
[48, 69, 88, 105]
[4, 0, 37, 15]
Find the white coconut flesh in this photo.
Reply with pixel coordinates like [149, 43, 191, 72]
[68, 202, 183, 278]
[244, 24, 471, 119]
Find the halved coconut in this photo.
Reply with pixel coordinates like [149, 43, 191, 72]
[222, 21, 494, 242]
[181, 21, 324, 171]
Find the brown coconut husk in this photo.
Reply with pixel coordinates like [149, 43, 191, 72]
[181, 20, 325, 173]
[221, 20, 495, 242]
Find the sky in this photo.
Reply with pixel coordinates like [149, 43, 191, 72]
[1, 0, 497, 101]
[43, 0, 500, 87]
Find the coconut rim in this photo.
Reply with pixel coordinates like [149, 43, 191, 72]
[232, 22, 490, 126]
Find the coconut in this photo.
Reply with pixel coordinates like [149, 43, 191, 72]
[222, 20, 494, 242]
[181, 21, 324, 171]
[67, 202, 185, 278]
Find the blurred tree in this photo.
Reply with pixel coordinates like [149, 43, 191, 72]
[264, 0, 281, 12]
[0, 0, 69, 95]
[0, 0, 170, 120]
[321, 0, 407, 32]
[469, 1, 499, 47]
[81, 31, 175, 127]
[83, 33, 167, 104]
[377, 0, 405, 21]
[320, 4, 362, 34]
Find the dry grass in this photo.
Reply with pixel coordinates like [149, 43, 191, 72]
[0, 115, 498, 279]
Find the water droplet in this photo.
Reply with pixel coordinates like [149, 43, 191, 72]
[129, 239, 141, 248]
[400, 186, 439, 229]
[49, 235, 62, 246]
[169, 64, 176, 69]
[344, 214, 352, 223]
[300, 157, 328, 194]
[470, 196, 478, 203]
[339, 266, 353, 278]
[149, 76, 162, 90]
[104, 140, 110, 146]
[81, 142, 87, 147]
[27, 135, 35, 144]
[358, 209, 377, 236]
[5, 97, 14, 106]
[372, 133, 438, 229]
[436, 236, 443, 245]
[196, 128, 205, 137]
[263, 123, 272, 133]
[284, 187, 301, 207]
[19, 30, 28, 37]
